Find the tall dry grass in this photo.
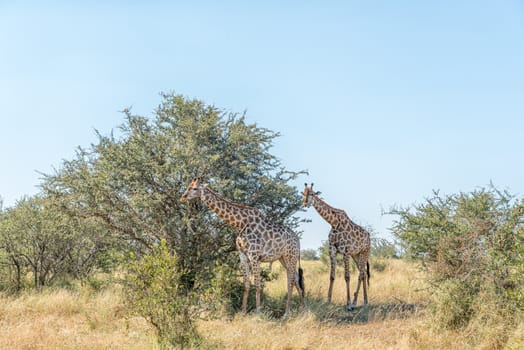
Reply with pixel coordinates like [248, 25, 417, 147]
[0, 287, 156, 350]
[198, 258, 430, 350]
[198, 259, 523, 350]
[0, 259, 521, 349]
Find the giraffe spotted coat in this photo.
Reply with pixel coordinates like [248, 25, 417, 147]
[303, 183, 370, 310]
[181, 178, 304, 318]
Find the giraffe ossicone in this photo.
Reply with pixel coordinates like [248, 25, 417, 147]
[303, 183, 370, 311]
[180, 178, 305, 318]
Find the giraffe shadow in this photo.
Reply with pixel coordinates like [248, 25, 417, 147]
[303, 295, 426, 324]
[225, 289, 303, 319]
[223, 286, 424, 322]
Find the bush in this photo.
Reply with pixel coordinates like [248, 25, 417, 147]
[124, 240, 213, 348]
[389, 186, 524, 330]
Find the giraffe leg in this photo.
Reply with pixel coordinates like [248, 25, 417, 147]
[344, 254, 354, 311]
[279, 257, 299, 317]
[352, 275, 362, 307]
[283, 265, 295, 318]
[280, 257, 304, 313]
[252, 260, 262, 313]
[327, 244, 337, 303]
[351, 256, 368, 307]
[239, 252, 250, 314]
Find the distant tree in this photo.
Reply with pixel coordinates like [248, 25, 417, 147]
[301, 249, 319, 261]
[42, 93, 306, 293]
[0, 201, 26, 291]
[0, 195, 115, 289]
[371, 236, 398, 258]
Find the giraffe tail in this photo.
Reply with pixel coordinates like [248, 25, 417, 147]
[298, 249, 305, 298]
[298, 267, 305, 297]
[367, 261, 370, 287]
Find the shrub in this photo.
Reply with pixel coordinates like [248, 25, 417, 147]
[389, 186, 524, 330]
[124, 240, 213, 348]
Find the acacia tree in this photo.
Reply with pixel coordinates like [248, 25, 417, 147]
[42, 93, 305, 290]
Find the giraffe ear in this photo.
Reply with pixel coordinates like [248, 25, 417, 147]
[315, 191, 321, 196]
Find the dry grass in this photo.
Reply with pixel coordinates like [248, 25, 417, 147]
[0, 287, 156, 350]
[0, 259, 521, 349]
[198, 259, 523, 350]
[200, 312, 421, 349]
[198, 258, 430, 350]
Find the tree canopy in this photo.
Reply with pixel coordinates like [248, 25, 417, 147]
[42, 93, 306, 288]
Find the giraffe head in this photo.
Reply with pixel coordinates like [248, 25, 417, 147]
[180, 178, 205, 202]
[302, 183, 320, 207]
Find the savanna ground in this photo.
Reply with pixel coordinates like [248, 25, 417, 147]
[0, 259, 522, 350]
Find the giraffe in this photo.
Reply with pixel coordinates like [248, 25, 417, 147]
[302, 183, 370, 311]
[180, 178, 304, 318]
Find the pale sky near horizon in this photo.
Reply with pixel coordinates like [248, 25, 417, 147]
[1, 1, 523, 250]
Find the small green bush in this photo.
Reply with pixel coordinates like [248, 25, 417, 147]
[124, 240, 212, 348]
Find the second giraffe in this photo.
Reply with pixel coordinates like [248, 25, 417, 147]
[303, 183, 370, 311]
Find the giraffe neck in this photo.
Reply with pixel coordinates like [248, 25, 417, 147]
[311, 195, 345, 227]
[201, 187, 257, 231]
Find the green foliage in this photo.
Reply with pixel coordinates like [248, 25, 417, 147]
[124, 240, 210, 348]
[209, 262, 267, 315]
[301, 249, 319, 261]
[389, 186, 524, 329]
[0, 195, 115, 291]
[371, 236, 399, 258]
[42, 93, 305, 295]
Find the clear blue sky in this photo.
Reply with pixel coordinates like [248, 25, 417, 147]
[1, 1, 523, 250]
